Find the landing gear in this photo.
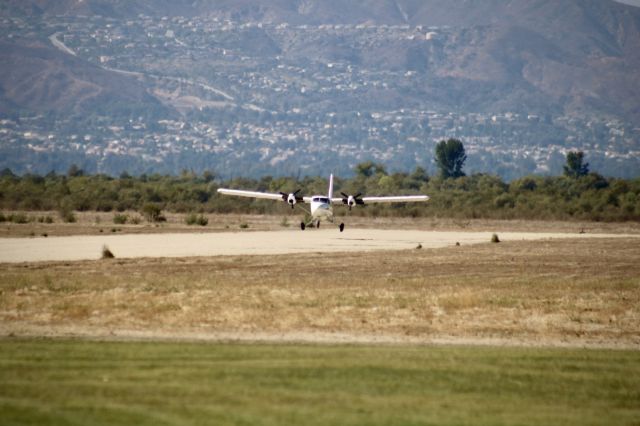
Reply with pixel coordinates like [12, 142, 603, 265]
[315, 220, 320, 229]
[300, 222, 306, 231]
[339, 223, 345, 232]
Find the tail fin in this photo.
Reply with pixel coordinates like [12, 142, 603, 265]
[328, 174, 334, 200]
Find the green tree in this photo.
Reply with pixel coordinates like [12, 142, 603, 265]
[435, 139, 467, 179]
[563, 151, 589, 178]
[202, 170, 216, 183]
[354, 161, 387, 178]
[67, 164, 84, 177]
[410, 166, 429, 182]
[1, 168, 15, 178]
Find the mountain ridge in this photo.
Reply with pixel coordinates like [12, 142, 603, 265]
[0, 0, 638, 178]
[3, 0, 638, 121]
[0, 38, 166, 116]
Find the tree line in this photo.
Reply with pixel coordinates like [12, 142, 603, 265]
[0, 139, 638, 222]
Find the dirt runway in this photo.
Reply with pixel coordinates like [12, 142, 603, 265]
[0, 229, 632, 263]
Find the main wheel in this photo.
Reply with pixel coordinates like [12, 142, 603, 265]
[339, 223, 345, 232]
[300, 222, 306, 231]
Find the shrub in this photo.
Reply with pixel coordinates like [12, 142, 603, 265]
[129, 216, 142, 225]
[0, 212, 6, 222]
[141, 203, 163, 222]
[510, 177, 537, 192]
[61, 211, 76, 223]
[113, 213, 128, 224]
[185, 213, 197, 225]
[491, 233, 500, 243]
[494, 194, 515, 209]
[101, 245, 115, 259]
[58, 203, 76, 223]
[186, 213, 208, 226]
[10, 213, 30, 224]
[239, 223, 249, 229]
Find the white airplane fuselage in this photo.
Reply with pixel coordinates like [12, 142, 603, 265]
[309, 196, 334, 223]
[307, 173, 335, 224]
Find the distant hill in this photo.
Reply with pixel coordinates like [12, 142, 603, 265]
[1, 0, 639, 178]
[3, 0, 639, 122]
[0, 38, 168, 117]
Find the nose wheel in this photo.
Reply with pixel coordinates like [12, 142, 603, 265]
[339, 223, 345, 232]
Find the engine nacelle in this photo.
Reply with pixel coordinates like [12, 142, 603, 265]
[341, 192, 364, 211]
[280, 189, 302, 209]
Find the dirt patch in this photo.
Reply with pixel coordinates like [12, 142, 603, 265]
[1, 229, 637, 263]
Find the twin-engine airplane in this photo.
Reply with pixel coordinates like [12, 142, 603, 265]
[217, 174, 429, 232]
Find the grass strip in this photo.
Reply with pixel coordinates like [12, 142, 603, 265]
[1, 339, 639, 425]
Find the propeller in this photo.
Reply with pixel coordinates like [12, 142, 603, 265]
[280, 189, 303, 209]
[341, 192, 364, 210]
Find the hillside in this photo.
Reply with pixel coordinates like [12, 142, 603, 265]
[0, 0, 638, 179]
[0, 38, 167, 117]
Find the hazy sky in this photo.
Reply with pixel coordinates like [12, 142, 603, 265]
[615, 0, 640, 6]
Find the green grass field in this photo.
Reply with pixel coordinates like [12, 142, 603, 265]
[1, 340, 638, 425]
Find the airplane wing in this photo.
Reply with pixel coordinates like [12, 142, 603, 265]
[361, 195, 430, 203]
[331, 195, 429, 204]
[217, 188, 309, 208]
[217, 188, 284, 201]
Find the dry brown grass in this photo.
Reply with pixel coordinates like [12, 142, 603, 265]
[0, 237, 639, 347]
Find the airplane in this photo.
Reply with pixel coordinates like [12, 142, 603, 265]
[217, 174, 429, 232]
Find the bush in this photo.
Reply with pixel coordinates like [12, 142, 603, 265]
[113, 213, 128, 224]
[141, 203, 164, 222]
[10, 213, 30, 224]
[185, 213, 208, 226]
[60, 210, 76, 223]
[185, 213, 196, 225]
[129, 216, 142, 225]
[0, 212, 5, 222]
[491, 233, 500, 243]
[58, 202, 76, 223]
[101, 245, 115, 259]
[494, 194, 515, 209]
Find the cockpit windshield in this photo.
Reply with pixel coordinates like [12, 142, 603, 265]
[312, 197, 331, 204]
